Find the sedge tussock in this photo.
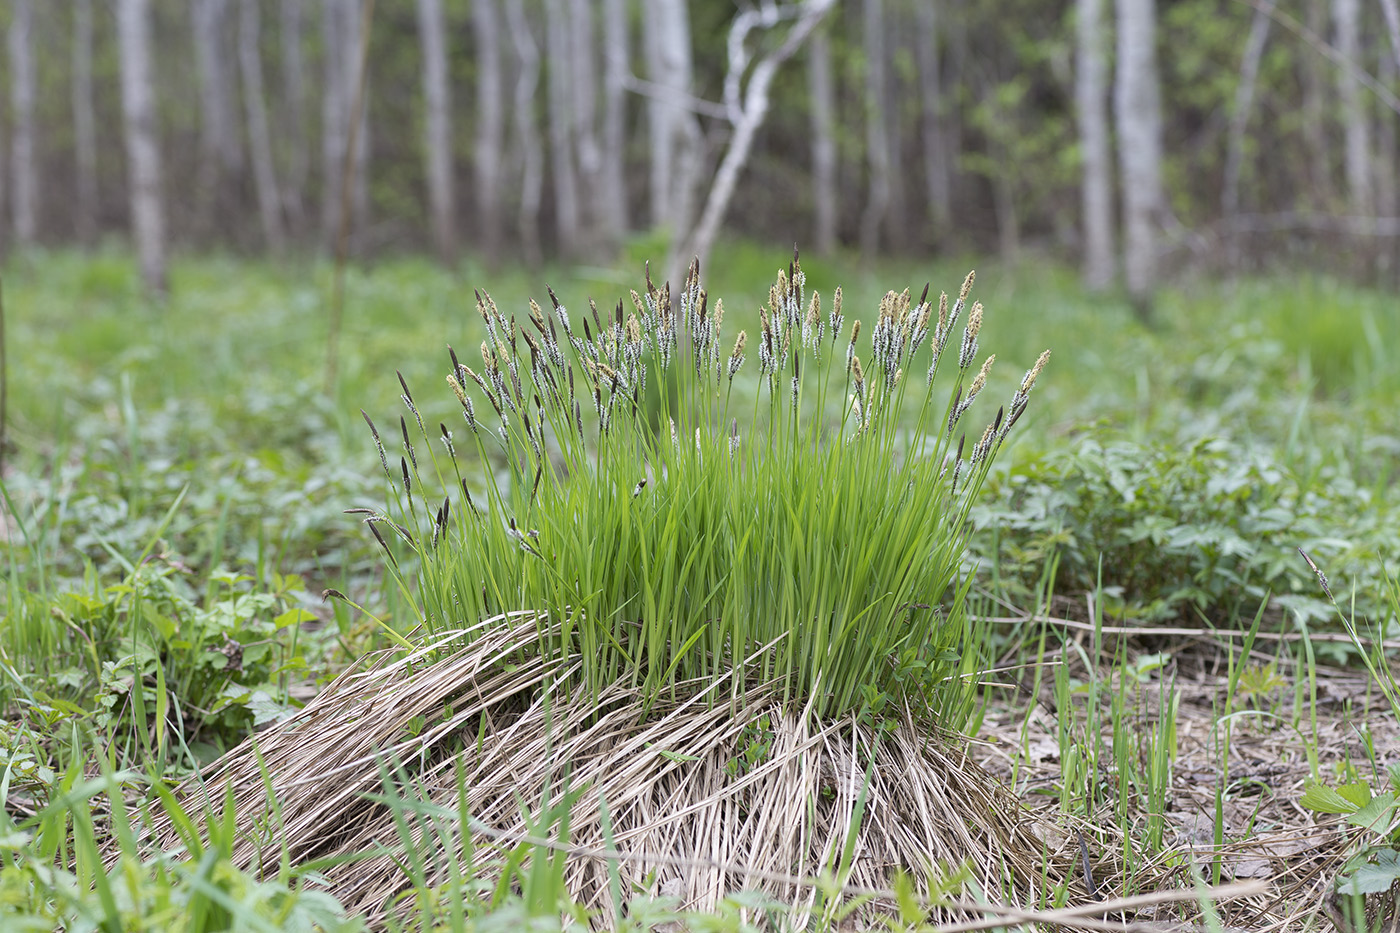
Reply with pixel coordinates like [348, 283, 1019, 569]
[153, 620, 1086, 929]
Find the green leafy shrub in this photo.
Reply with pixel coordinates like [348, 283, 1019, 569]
[973, 427, 1400, 633]
[370, 259, 1047, 722]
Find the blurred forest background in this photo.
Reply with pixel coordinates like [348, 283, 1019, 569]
[3, 0, 1400, 301]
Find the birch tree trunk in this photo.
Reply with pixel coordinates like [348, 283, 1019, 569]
[882, 5, 906, 241]
[280, 0, 308, 235]
[9, 0, 37, 246]
[74, 0, 99, 245]
[569, 0, 603, 247]
[193, 0, 242, 234]
[643, 0, 701, 236]
[473, 0, 505, 264]
[239, 0, 285, 250]
[914, 1, 950, 244]
[1076, 0, 1114, 289]
[859, 0, 891, 258]
[1114, 0, 1163, 314]
[1222, 0, 1272, 265]
[1301, 0, 1334, 207]
[417, 0, 456, 262]
[506, 0, 543, 267]
[348, 0, 371, 253]
[598, 0, 629, 246]
[321, 0, 349, 245]
[321, 0, 368, 251]
[544, 0, 581, 255]
[1333, 0, 1372, 215]
[674, 0, 836, 282]
[118, 0, 167, 295]
[808, 26, 837, 254]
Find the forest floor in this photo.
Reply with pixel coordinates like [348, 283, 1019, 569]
[2, 245, 1398, 930]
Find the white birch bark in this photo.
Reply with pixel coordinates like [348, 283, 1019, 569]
[348, 0, 370, 251]
[1377, 49, 1398, 221]
[9, 0, 37, 245]
[1333, 0, 1372, 214]
[569, 0, 603, 242]
[544, 0, 581, 255]
[674, 0, 836, 281]
[193, 0, 242, 221]
[239, 0, 285, 250]
[859, 0, 890, 258]
[506, 0, 543, 266]
[417, 0, 456, 261]
[1302, 0, 1333, 206]
[74, 0, 99, 245]
[473, 0, 505, 263]
[1222, 0, 1272, 259]
[118, 0, 167, 294]
[598, 0, 628, 243]
[280, 0, 308, 234]
[321, 0, 367, 250]
[1114, 0, 1163, 309]
[808, 26, 837, 254]
[914, 1, 950, 240]
[321, 0, 349, 244]
[643, 0, 701, 235]
[1076, 0, 1114, 289]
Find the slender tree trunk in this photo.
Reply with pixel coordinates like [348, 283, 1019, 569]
[118, 0, 167, 295]
[281, 0, 308, 236]
[914, 1, 950, 245]
[1114, 0, 1163, 315]
[859, 0, 891, 259]
[644, 0, 701, 239]
[1383, 0, 1400, 70]
[1076, 0, 1114, 289]
[506, 0, 543, 267]
[569, 0, 603, 249]
[1376, 50, 1398, 222]
[598, 0, 628, 246]
[239, 0, 285, 250]
[321, 0, 347, 246]
[74, 0, 99, 246]
[544, 0, 581, 255]
[348, 0, 370, 253]
[674, 0, 835, 280]
[473, 0, 505, 264]
[1334, 0, 1372, 215]
[882, 4, 906, 243]
[417, 0, 456, 262]
[808, 26, 837, 254]
[1302, 0, 1334, 207]
[9, 0, 37, 246]
[1222, 0, 1273, 266]
[193, 0, 242, 238]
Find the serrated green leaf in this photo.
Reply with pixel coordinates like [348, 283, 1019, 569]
[1348, 793, 1399, 836]
[1337, 848, 1400, 896]
[1301, 781, 1364, 814]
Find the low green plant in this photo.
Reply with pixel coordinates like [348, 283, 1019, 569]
[369, 258, 1048, 723]
[974, 429, 1397, 634]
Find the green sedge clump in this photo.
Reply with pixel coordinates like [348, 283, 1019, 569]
[368, 256, 1047, 724]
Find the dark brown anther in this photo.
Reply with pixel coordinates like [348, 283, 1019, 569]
[397, 370, 413, 404]
[920, 283, 930, 307]
[546, 284, 562, 310]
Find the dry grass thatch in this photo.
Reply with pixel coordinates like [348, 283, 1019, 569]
[151, 613, 1100, 929]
